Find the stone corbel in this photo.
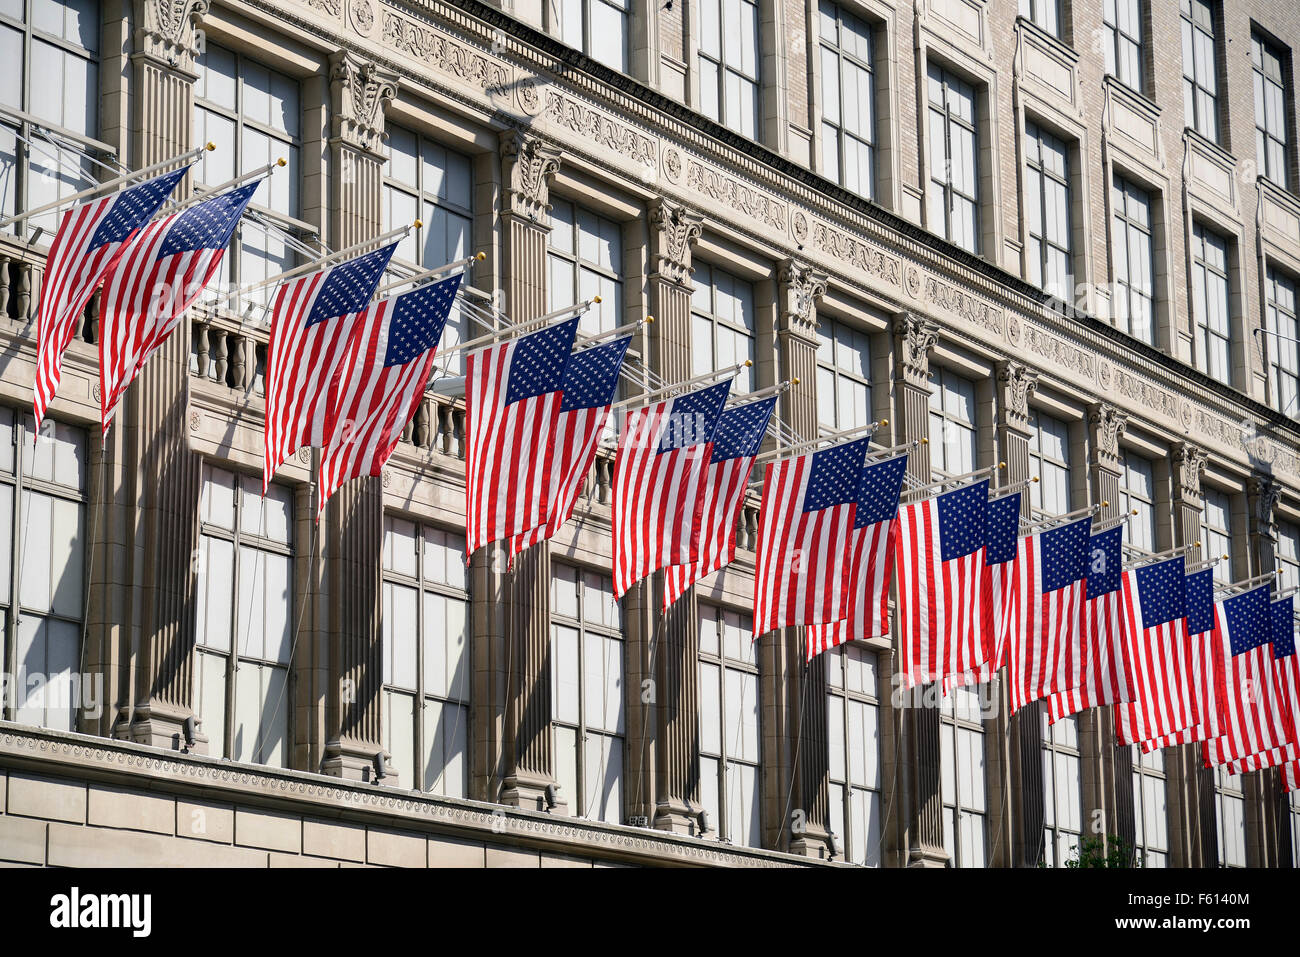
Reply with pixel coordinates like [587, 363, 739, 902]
[1173, 441, 1209, 506]
[1249, 474, 1282, 544]
[892, 311, 939, 389]
[648, 197, 703, 287]
[777, 259, 827, 344]
[134, 0, 209, 73]
[501, 130, 562, 225]
[329, 50, 398, 157]
[995, 359, 1038, 435]
[1086, 402, 1128, 470]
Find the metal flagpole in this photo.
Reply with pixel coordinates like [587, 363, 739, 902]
[751, 418, 889, 465]
[1213, 570, 1278, 595]
[1123, 541, 1202, 569]
[608, 360, 751, 414]
[0, 142, 215, 230]
[163, 157, 287, 213]
[992, 475, 1039, 499]
[726, 379, 793, 407]
[1185, 555, 1225, 574]
[442, 297, 601, 360]
[374, 251, 488, 297]
[1090, 508, 1139, 534]
[900, 462, 1007, 499]
[1021, 501, 1105, 531]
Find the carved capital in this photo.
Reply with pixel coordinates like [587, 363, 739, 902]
[1173, 441, 1209, 502]
[648, 198, 703, 286]
[892, 311, 939, 388]
[1249, 474, 1283, 544]
[501, 130, 561, 224]
[329, 50, 398, 156]
[1086, 402, 1127, 468]
[134, 0, 209, 72]
[777, 258, 827, 340]
[995, 359, 1038, 431]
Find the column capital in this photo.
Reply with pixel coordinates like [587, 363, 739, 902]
[995, 359, 1038, 435]
[647, 197, 703, 287]
[892, 311, 939, 388]
[1249, 473, 1283, 543]
[133, 0, 208, 73]
[776, 258, 827, 342]
[1086, 402, 1128, 470]
[328, 50, 398, 156]
[1173, 441, 1209, 505]
[500, 130, 562, 224]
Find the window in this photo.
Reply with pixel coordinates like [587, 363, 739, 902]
[1253, 32, 1290, 189]
[1041, 712, 1083, 866]
[1028, 411, 1071, 517]
[699, 604, 762, 847]
[1214, 765, 1246, 867]
[1131, 745, 1168, 866]
[381, 518, 469, 796]
[0, 408, 85, 730]
[926, 63, 979, 253]
[194, 43, 301, 308]
[1201, 489, 1231, 584]
[815, 317, 872, 433]
[1277, 521, 1300, 590]
[194, 465, 292, 767]
[692, 262, 756, 395]
[819, 1, 875, 198]
[1267, 269, 1300, 414]
[551, 0, 628, 73]
[940, 687, 987, 866]
[548, 199, 623, 339]
[551, 564, 624, 823]
[826, 643, 882, 866]
[1111, 175, 1155, 344]
[1103, 0, 1144, 92]
[1120, 453, 1156, 555]
[382, 124, 473, 374]
[698, 0, 759, 139]
[1181, 0, 1220, 142]
[1191, 222, 1231, 382]
[1018, 0, 1061, 38]
[928, 369, 977, 476]
[0, 0, 102, 237]
[1025, 122, 1072, 301]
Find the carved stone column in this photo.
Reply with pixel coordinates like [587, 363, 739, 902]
[772, 259, 831, 858]
[495, 130, 567, 813]
[1084, 402, 1132, 860]
[644, 197, 703, 833]
[319, 50, 397, 783]
[891, 311, 947, 867]
[115, 0, 208, 752]
[995, 360, 1043, 867]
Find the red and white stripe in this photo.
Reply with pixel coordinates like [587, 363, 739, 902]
[1224, 652, 1300, 774]
[662, 451, 757, 611]
[805, 514, 898, 661]
[1114, 568, 1199, 748]
[1046, 576, 1133, 723]
[1203, 612, 1292, 768]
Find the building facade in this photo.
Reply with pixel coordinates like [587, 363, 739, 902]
[0, 0, 1299, 867]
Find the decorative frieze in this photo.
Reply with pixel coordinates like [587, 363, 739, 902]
[923, 275, 1002, 336]
[1021, 325, 1096, 383]
[686, 161, 786, 234]
[544, 91, 656, 168]
[381, 7, 509, 99]
[812, 222, 901, 287]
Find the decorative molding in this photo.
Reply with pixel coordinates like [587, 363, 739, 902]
[893, 312, 940, 388]
[924, 275, 1003, 337]
[500, 130, 562, 223]
[812, 222, 901, 287]
[381, 6, 509, 100]
[996, 359, 1038, 429]
[777, 259, 827, 339]
[544, 91, 656, 168]
[329, 50, 399, 154]
[1022, 325, 1095, 383]
[1173, 442, 1209, 501]
[134, 0, 209, 70]
[686, 161, 786, 234]
[1087, 402, 1128, 466]
[647, 198, 703, 286]
[1250, 475, 1283, 544]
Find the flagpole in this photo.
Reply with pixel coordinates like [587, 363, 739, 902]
[445, 297, 601, 359]
[166, 157, 286, 215]
[608, 361, 751, 414]
[991, 476, 1039, 499]
[1090, 508, 1140, 534]
[1213, 570, 1278, 595]
[0, 142, 215, 230]
[900, 462, 1006, 499]
[1021, 501, 1105, 531]
[752, 418, 889, 465]
[1185, 555, 1225, 574]
[726, 379, 793, 407]
[1123, 541, 1201, 569]
[578, 315, 652, 347]
[374, 252, 488, 298]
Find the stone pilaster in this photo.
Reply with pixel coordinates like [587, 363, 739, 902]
[318, 50, 395, 784]
[891, 311, 946, 867]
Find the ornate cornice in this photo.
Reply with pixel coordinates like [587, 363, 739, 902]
[500, 130, 561, 224]
[1087, 402, 1128, 467]
[995, 359, 1039, 432]
[777, 259, 827, 340]
[892, 312, 939, 388]
[134, 0, 209, 71]
[329, 49, 399, 155]
[647, 198, 703, 287]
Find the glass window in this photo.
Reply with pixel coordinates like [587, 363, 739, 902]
[382, 124, 474, 374]
[0, 407, 86, 730]
[547, 199, 623, 339]
[928, 368, 977, 476]
[1267, 269, 1300, 415]
[1200, 488, 1232, 584]
[1214, 765, 1246, 866]
[699, 603, 762, 847]
[1041, 712, 1083, 866]
[926, 62, 979, 253]
[1191, 222, 1232, 383]
[1277, 521, 1300, 591]
[1181, 0, 1220, 142]
[819, 1, 875, 198]
[551, 563, 624, 823]
[552, 0, 629, 73]
[1025, 122, 1073, 301]
[815, 317, 871, 433]
[940, 687, 987, 866]
[698, 0, 760, 139]
[1131, 745, 1169, 866]
[195, 464, 292, 767]
[1253, 32, 1291, 189]
[826, 642, 882, 866]
[1104, 0, 1144, 92]
[1028, 410, 1071, 517]
[1111, 175, 1156, 344]
[1018, 0, 1061, 37]
[692, 262, 756, 395]
[0, 0, 102, 238]
[194, 42, 302, 308]
[1121, 452, 1156, 556]
[381, 517, 470, 796]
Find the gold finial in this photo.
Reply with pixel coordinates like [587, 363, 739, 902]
[920, 437, 929, 445]
[412, 219, 423, 229]
[1032, 476, 1039, 483]
[792, 376, 800, 385]
[593, 295, 602, 304]
[1194, 540, 1202, 548]
[998, 461, 1006, 469]
[276, 157, 287, 167]
[645, 315, 654, 324]
[475, 251, 486, 262]
[744, 359, 753, 367]
[880, 418, 888, 428]
[1101, 500, 1109, 507]
[205, 142, 216, 151]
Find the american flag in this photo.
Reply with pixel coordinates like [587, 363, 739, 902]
[948, 489, 1022, 689]
[1047, 524, 1134, 723]
[1004, 517, 1093, 714]
[1203, 584, 1291, 768]
[662, 395, 777, 611]
[613, 379, 731, 600]
[508, 336, 631, 559]
[1225, 596, 1300, 774]
[1114, 556, 1199, 748]
[33, 166, 188, 426]
[1141, 568, 1222, 749]
[98, 181, 261, 434]
[317, 274, 461, 517]
[804, 453, 908, 661]
[263, 242, 397, 489]
[465, 318, 581, 561]
[752, 437, 870, 639]
[895, 479, 990, 688]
